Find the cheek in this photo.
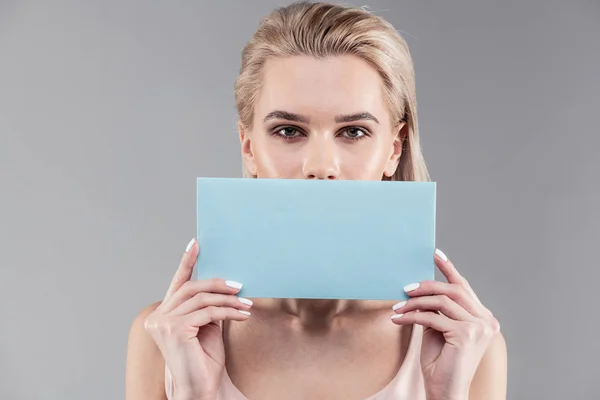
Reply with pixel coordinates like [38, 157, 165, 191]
[253, 139, 303, 178]
[340, 140, 391, 180]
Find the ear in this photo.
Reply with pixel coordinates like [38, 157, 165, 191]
[383, 121, 407, 178]
[238, 121, 257, 176]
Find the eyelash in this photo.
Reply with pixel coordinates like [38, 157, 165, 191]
[270, 126, 371, 141]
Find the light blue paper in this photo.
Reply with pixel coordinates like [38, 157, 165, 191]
[196, 177, 436, 300]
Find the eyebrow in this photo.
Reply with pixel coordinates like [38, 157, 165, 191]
[335, 112, 379, 124]
[263, 110, 380, 124]
[263, 110, 309, 124]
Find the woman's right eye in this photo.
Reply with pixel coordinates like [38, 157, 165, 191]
[273, 127, 303, 140]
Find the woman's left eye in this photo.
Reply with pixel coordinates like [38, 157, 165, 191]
[340, 127, 368, 140]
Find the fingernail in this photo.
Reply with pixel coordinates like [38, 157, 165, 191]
[226, 280, 243, 290]
[391, 314, 404, 320]
[404, 283, 420, 292]
[392, 301, 406, 311]
[185, 238, 195, 253]
[238, 297, 253, 306]
[239, 310, 251, 316]
[435, 248, 448, 261]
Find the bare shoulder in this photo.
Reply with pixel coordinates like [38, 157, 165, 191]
[125, 301, 166, 400]
[132, 301, 162, 330]
[470, 331, 508, 400]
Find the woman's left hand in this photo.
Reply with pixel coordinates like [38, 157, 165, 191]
[391, 249, 501, 400]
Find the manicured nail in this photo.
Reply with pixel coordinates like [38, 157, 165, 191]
[392, 301, 406, 311]
[238, 297, 253, 306]
[391, 314, 404, 320]
[239, 310, 251, 316]
[226, 280, 243, 290]
[185, 238, 195, 253]
[435, 248, 448, 261]
[404, 283, 420, 292]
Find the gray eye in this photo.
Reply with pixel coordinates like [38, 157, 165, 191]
[277, 127, 300, 137]
[343, 127, 366, 139]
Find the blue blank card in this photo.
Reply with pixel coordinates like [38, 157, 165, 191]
[196, 178, 436, 300]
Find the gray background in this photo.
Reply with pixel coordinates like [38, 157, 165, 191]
[1, 0, 598, 399]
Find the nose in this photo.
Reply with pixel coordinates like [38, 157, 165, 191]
[302, 137, 340, 180]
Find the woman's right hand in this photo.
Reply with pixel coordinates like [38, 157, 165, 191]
[143, 238, 253, 400]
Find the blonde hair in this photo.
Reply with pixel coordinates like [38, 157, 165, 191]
[234, 1, 430, 182]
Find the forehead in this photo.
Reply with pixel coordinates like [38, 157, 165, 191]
[256, 55, 389, 121]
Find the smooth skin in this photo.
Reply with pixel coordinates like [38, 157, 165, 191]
[126, 55, 507, 400]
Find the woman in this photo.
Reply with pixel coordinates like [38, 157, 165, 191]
[125, 2, 507, 399]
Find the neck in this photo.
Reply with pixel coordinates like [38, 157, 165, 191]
[254, 298, 396, 331]
[284, 298, 351, 318]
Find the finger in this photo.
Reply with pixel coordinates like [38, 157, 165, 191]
[392, 295, 476, 322]
[434, 248, 463, 285]
[159, 277, 243, 313]
[391, 310, 453, 332]
[435, 249, 485, 308]
[170, 292, 253, 316]
[186, 306, 251, 328]
[403, 280, 486, 319]
[163, 238, 199, 302]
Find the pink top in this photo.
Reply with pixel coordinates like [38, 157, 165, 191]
[165, 324, 425, 399]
